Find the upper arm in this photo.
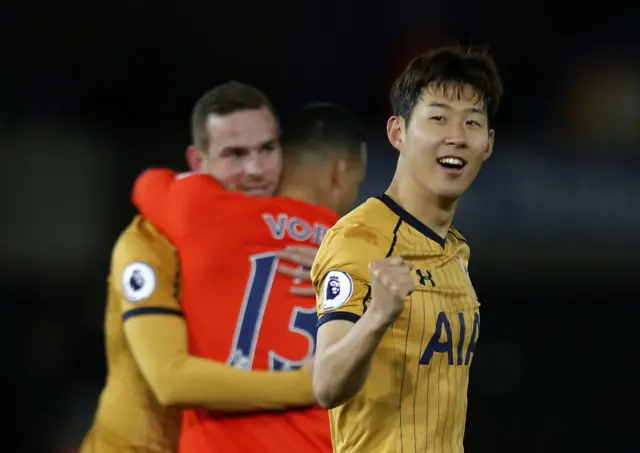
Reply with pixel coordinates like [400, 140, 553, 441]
[112, 222, 189, 385]
[113, 222, 183, 335]
[126, 314, 189, 390]
[311, 224, 384, 332]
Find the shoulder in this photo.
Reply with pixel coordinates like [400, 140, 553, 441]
[134, 168, 225, 197]
[270, 196, 329, 212]
[169, 172, 232, 218]
[112, 217, 182, 310]
[132, 167, 174, 209]
[270, 196, 339, 224]
[447, 226, 471, 261]
[322, 198, 400, 253]
[112, 216, 177, 274]
[148, 172, 244, 239]
[448, 226, 467, 243]
[311, 198, 398, 282]
[171, 171, 226, 197]
[134, 167, 175, 191]
[172, 175, 248, 221]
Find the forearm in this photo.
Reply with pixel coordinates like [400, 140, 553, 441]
[314, 309, 389, 408]
[126, 316, 315, 413]
[154, 355, 315, 412]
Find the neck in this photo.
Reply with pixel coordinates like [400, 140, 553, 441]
[278, 169, 335, 213]
[386, 172, 458, 239]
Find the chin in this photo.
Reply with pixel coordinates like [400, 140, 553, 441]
[247, 190, 272, 197]
[438, 192, 464, 203]
[240, 183, 278, 197]
[433, 185, 468, 201]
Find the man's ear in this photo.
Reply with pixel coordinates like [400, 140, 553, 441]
[484, 129, 495, 162]
[386, 115, 406, 153]
[186, 145, 203, 171]
[330, 157, 349, 188]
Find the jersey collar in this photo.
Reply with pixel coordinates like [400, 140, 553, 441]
[376, 193, 446, 249]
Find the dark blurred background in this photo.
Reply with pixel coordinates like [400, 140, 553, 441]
[1, 1, 639, 452]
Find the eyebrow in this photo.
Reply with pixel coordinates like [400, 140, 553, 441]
[427, 102, 485, 115]
[221, 137, 279, 153]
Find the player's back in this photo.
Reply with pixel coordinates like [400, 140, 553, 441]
[134, 171, 334, 453]
[80, 217, 181, 453]
[313, 195, 480, 453]
[178, 198, 331, 370]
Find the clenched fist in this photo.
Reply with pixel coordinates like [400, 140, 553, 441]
[368, 257, 415, 324]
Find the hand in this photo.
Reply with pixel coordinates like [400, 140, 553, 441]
[277, 245, 319, 296]
[368, 256, 415, 325]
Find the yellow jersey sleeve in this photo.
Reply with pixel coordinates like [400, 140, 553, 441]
[111, 217, 182, 320]
[311, 224, 387, 328]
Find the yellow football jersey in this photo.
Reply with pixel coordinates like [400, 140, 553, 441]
[312, 194, 480, 453]
[80, 216, 182, 453]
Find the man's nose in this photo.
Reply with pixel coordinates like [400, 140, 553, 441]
[243, 153, 265, 176]
[444, 124, 468, 148]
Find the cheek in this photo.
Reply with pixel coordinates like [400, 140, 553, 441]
[469, 136, 490, 161]
[265, 153, 283, 176]
[411, 124, 440, 147]
[405, 147, 436, 170]
[208, 159, 242, 185]
[407, 131, 439, 162]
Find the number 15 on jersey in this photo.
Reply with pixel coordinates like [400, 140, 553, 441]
[226, 252, 317, 371]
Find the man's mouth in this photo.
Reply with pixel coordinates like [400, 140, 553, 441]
[437, 156, 467, 172]
[241, 186, 272, 196]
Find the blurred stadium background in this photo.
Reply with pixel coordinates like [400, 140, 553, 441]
[1, 1, 638, 452]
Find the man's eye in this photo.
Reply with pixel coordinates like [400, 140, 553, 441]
[224, 149, 247, 158]
[261, 142, 278, 153]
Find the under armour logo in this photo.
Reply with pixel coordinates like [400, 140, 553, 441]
[416, 269, 436, 287]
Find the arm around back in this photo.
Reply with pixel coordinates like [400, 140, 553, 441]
[116, 218, 316, 412]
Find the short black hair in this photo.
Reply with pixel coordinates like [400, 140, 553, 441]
[282, 103, 365, 162]
[191, 81, 277, 150]
[390, 45, 503, 124]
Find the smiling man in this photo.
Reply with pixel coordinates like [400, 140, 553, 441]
[311, 46, 504, 453]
